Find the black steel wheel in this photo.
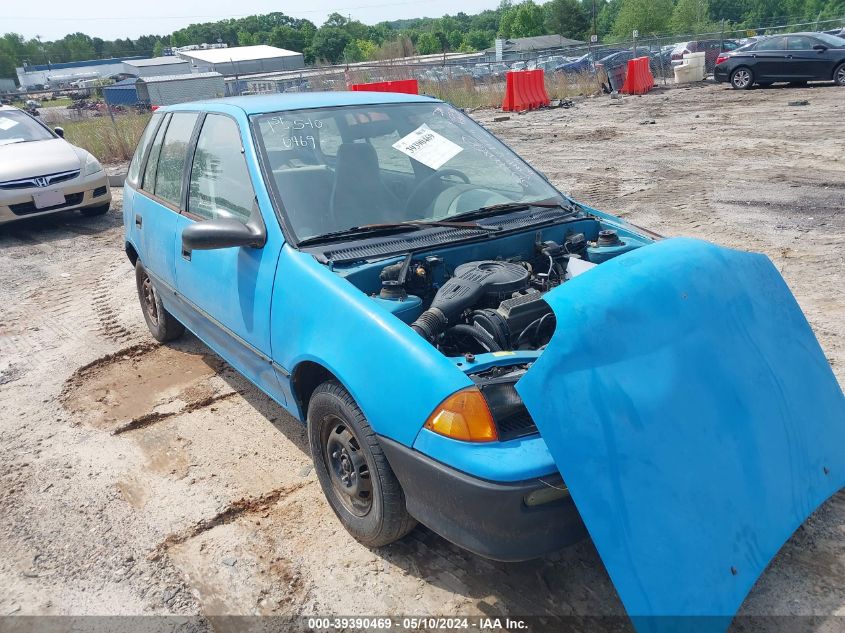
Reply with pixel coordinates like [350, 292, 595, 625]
[135, 261, 184, 342]
[730, 67, 754, 90]
[308, 381, 416, 547]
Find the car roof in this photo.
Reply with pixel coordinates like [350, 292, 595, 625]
[164, 91, 440, 115]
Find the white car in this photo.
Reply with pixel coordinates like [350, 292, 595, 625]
[0, 105, 111, 225]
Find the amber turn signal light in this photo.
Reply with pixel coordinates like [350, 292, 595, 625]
[424, 387, 498, 442]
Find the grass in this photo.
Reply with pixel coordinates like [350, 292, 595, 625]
[61, 113, 151, 164]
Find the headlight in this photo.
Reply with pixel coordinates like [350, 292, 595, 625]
[81, 153, 103, 177]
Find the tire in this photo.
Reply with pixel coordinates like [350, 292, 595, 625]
[308, 381, 416, 547]
[135, 261, 184, 342]
[730, 67, 754, 90]
[835, 63, 845, 86]
[80, 203, 110, 217]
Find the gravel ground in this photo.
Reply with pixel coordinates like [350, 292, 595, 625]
[0, 81, 843, 629]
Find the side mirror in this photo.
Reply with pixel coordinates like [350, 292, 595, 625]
[181, 217, 266, 252]
[813, 44, 828, 51]
[54, 127, 64, 137]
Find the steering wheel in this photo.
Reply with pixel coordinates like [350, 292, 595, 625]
[405, 168, 470, 215]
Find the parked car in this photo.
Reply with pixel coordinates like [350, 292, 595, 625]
[510, 61, 527, 71]
[0, 105, 111, 225]
[671, 39, 741, 71]
[594, 47, 654, 72]
[715, 32, 845, 88]
[554, 48, 626, 74]
[123, 91, 845, 627]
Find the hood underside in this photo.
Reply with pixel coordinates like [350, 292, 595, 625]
[516, 238, 845, 631]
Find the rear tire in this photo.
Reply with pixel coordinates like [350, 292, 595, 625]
[80, 203, 110, 217]
[308, 381, 416, 547]
[730, 67, 754, 90]
[135, 261, 184, 342]
[835, 63, 845, 86]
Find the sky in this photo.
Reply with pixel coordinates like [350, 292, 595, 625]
[5, 0, 502, 41]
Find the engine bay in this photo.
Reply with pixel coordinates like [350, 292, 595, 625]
[333, 217, 650, 358]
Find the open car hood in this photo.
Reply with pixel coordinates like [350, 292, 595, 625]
[515, 238, 845, 632]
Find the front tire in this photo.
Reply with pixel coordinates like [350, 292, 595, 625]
[308, 381, 416, 547]
[835, 63, 845, 86]
[730, 67, 754, 90]
[135, 261, 184, 342]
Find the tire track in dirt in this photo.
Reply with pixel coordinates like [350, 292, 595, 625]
[150, 483, 309, 561]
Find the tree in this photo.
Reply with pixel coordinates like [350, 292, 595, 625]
[670, 0, 714, 33]
[309, 27, 351, 63]
[415, 32, 440, 54]
[499, 1, 546, 37]
[545, 0, 591, 39]
[612, 0, 674, 37]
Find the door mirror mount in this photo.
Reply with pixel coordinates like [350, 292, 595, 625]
[181, 217, 266, 252]
[54, 126, 64, 138]
[813, 44, 828, 52]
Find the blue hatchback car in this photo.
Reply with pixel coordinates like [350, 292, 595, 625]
[124, 92, 845, 627]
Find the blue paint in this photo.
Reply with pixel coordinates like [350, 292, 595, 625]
[124, 93, 845, 627]
[516, 237, 845, 630]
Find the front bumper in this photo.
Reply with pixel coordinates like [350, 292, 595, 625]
[0, 170, 111, 224]
[379, 436, 586, 561]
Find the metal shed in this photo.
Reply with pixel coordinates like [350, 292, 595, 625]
[136, 72, 225, 106]
[102, 78, 140, 106]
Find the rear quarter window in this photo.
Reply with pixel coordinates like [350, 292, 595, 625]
[126, 113, 163, 188]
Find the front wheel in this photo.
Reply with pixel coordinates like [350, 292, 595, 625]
[308, 381, 416, 547]
[135, 261, 184, 342]
[730, 67, 754, 90]
[835, 63, 845, 86]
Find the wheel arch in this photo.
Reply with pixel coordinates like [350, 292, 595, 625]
[290, 360, 341, 421]
[125, 240, 139, 267]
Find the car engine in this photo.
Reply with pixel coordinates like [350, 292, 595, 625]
[379, 232, 599, 356]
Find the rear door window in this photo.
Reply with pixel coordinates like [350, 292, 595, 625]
[153, 112, 199, 207]
[755, 37, 786, 51]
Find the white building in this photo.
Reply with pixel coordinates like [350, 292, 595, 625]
[177, 45, 304, 76]
[16, 58, 134, 89]
[123, 57, 191, 78]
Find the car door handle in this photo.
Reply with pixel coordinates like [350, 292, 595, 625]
[786, 55, 793, 59]
[135, 214, 142, 228]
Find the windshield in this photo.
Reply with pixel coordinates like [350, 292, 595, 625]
[252, 102, 564, 243]
[0, 110, 54, 146]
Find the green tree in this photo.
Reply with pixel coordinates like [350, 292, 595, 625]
[309, 27, 351, 63]
[415, 32, 440, 54]
[545, 0, 590, 38]
[499, 1, 547, 37]
[670, 0, 715, 33]
[612, 0, 674, 37]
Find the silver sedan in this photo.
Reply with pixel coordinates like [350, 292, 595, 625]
[0, 105, 111, 225]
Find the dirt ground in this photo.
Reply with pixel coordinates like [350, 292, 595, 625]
[1, 81, 843, 629]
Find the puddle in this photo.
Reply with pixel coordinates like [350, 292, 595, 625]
[61, 342, 231, 431]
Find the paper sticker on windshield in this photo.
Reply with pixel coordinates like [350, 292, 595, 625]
[0, 117, 19, 131]
[392, 124, 462, 170]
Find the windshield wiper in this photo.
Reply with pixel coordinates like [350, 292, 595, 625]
[297, 219, 497, 247]
[447, 199, 578, 223]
